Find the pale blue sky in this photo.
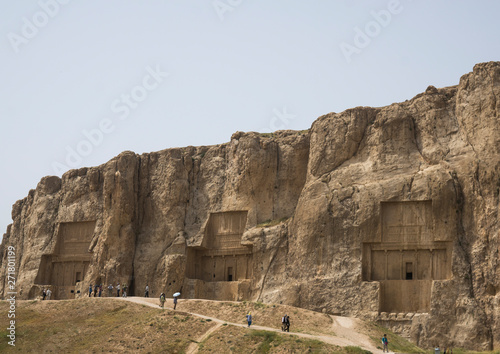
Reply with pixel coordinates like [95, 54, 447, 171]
[1, 0, 499, 235]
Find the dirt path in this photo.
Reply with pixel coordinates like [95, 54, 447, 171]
[119, 297, 391, 353]
[186, 322, 224, 354]
[330, 315, 384, 353]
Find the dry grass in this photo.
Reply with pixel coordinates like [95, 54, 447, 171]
[363, 321, 425, 354]
[178, 300, 335, 336]
[4, 297, 495, 354]
[0, 298, 342, 353]
[198, 325, 340, 353]
[0, 298, 213, 353]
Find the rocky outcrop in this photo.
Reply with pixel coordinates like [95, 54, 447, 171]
[1, 62, 499, 350]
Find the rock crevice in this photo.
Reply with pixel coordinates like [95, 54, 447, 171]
[1, 62, 500, 350]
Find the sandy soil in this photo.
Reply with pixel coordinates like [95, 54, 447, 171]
[120, 296, 392, 353]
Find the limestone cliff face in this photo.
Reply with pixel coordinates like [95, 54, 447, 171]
[1, 62, 499, 350]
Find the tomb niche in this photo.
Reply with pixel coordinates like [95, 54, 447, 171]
[34, 221, 96, 299]
[185, 211, 253, 300]
[362, 201, 451, 313]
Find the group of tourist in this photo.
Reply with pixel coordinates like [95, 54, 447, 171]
[158, 292, 178, 309]
[36, 285, 454, 353]
[243, 313, 291, 331]
[381, 335, 453, 353]
[434, 345, 453, 354]
[243, 313, 291, 332]
[281, 314, 290, 332]
[36, 283, 458, 353]
[41, 288, 52, 300]
[88, 284, 103, 297]
[85, 283, 154, 298]
[87, 283, 129, 297]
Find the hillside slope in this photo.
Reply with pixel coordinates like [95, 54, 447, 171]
[0, 297, 425, 353]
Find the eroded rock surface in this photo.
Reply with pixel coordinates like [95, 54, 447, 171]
[1, 62, 499, 350]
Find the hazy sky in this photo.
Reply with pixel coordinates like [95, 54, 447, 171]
[1, 0, 499, 235]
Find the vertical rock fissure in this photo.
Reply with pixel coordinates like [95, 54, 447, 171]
[257, 227, 286, 302]
[273, 142, 280, 220]
[449, 171, 475, 299]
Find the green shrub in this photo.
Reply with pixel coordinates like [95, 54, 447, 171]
[250, 330, 282, 353]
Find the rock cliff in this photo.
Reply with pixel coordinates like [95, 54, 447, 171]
[1, 62, 499, 350]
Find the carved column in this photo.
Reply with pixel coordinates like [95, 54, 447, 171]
[414, 249, 418, 280]
[400, 250, 403, 280]
[384, 250, 388, 280]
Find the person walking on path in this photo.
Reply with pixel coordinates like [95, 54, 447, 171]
[98, 284, 102, 297]
[246, 312, 252, 327]
[173, 295, 178, 310]
[159, 293, 166, 308]
[382, 334, 389, 352]
[435, 345, 441, 354]
[93, 285, 98, 297]
[145, 285, 149, 297]
[107, 284, 113, 297]
[116, 283, 121, 297]
[46, 288, 52, 300]
[122, 284, 127, 297]
[89, 285, 93, 297]
[42, 289, 46, 300]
